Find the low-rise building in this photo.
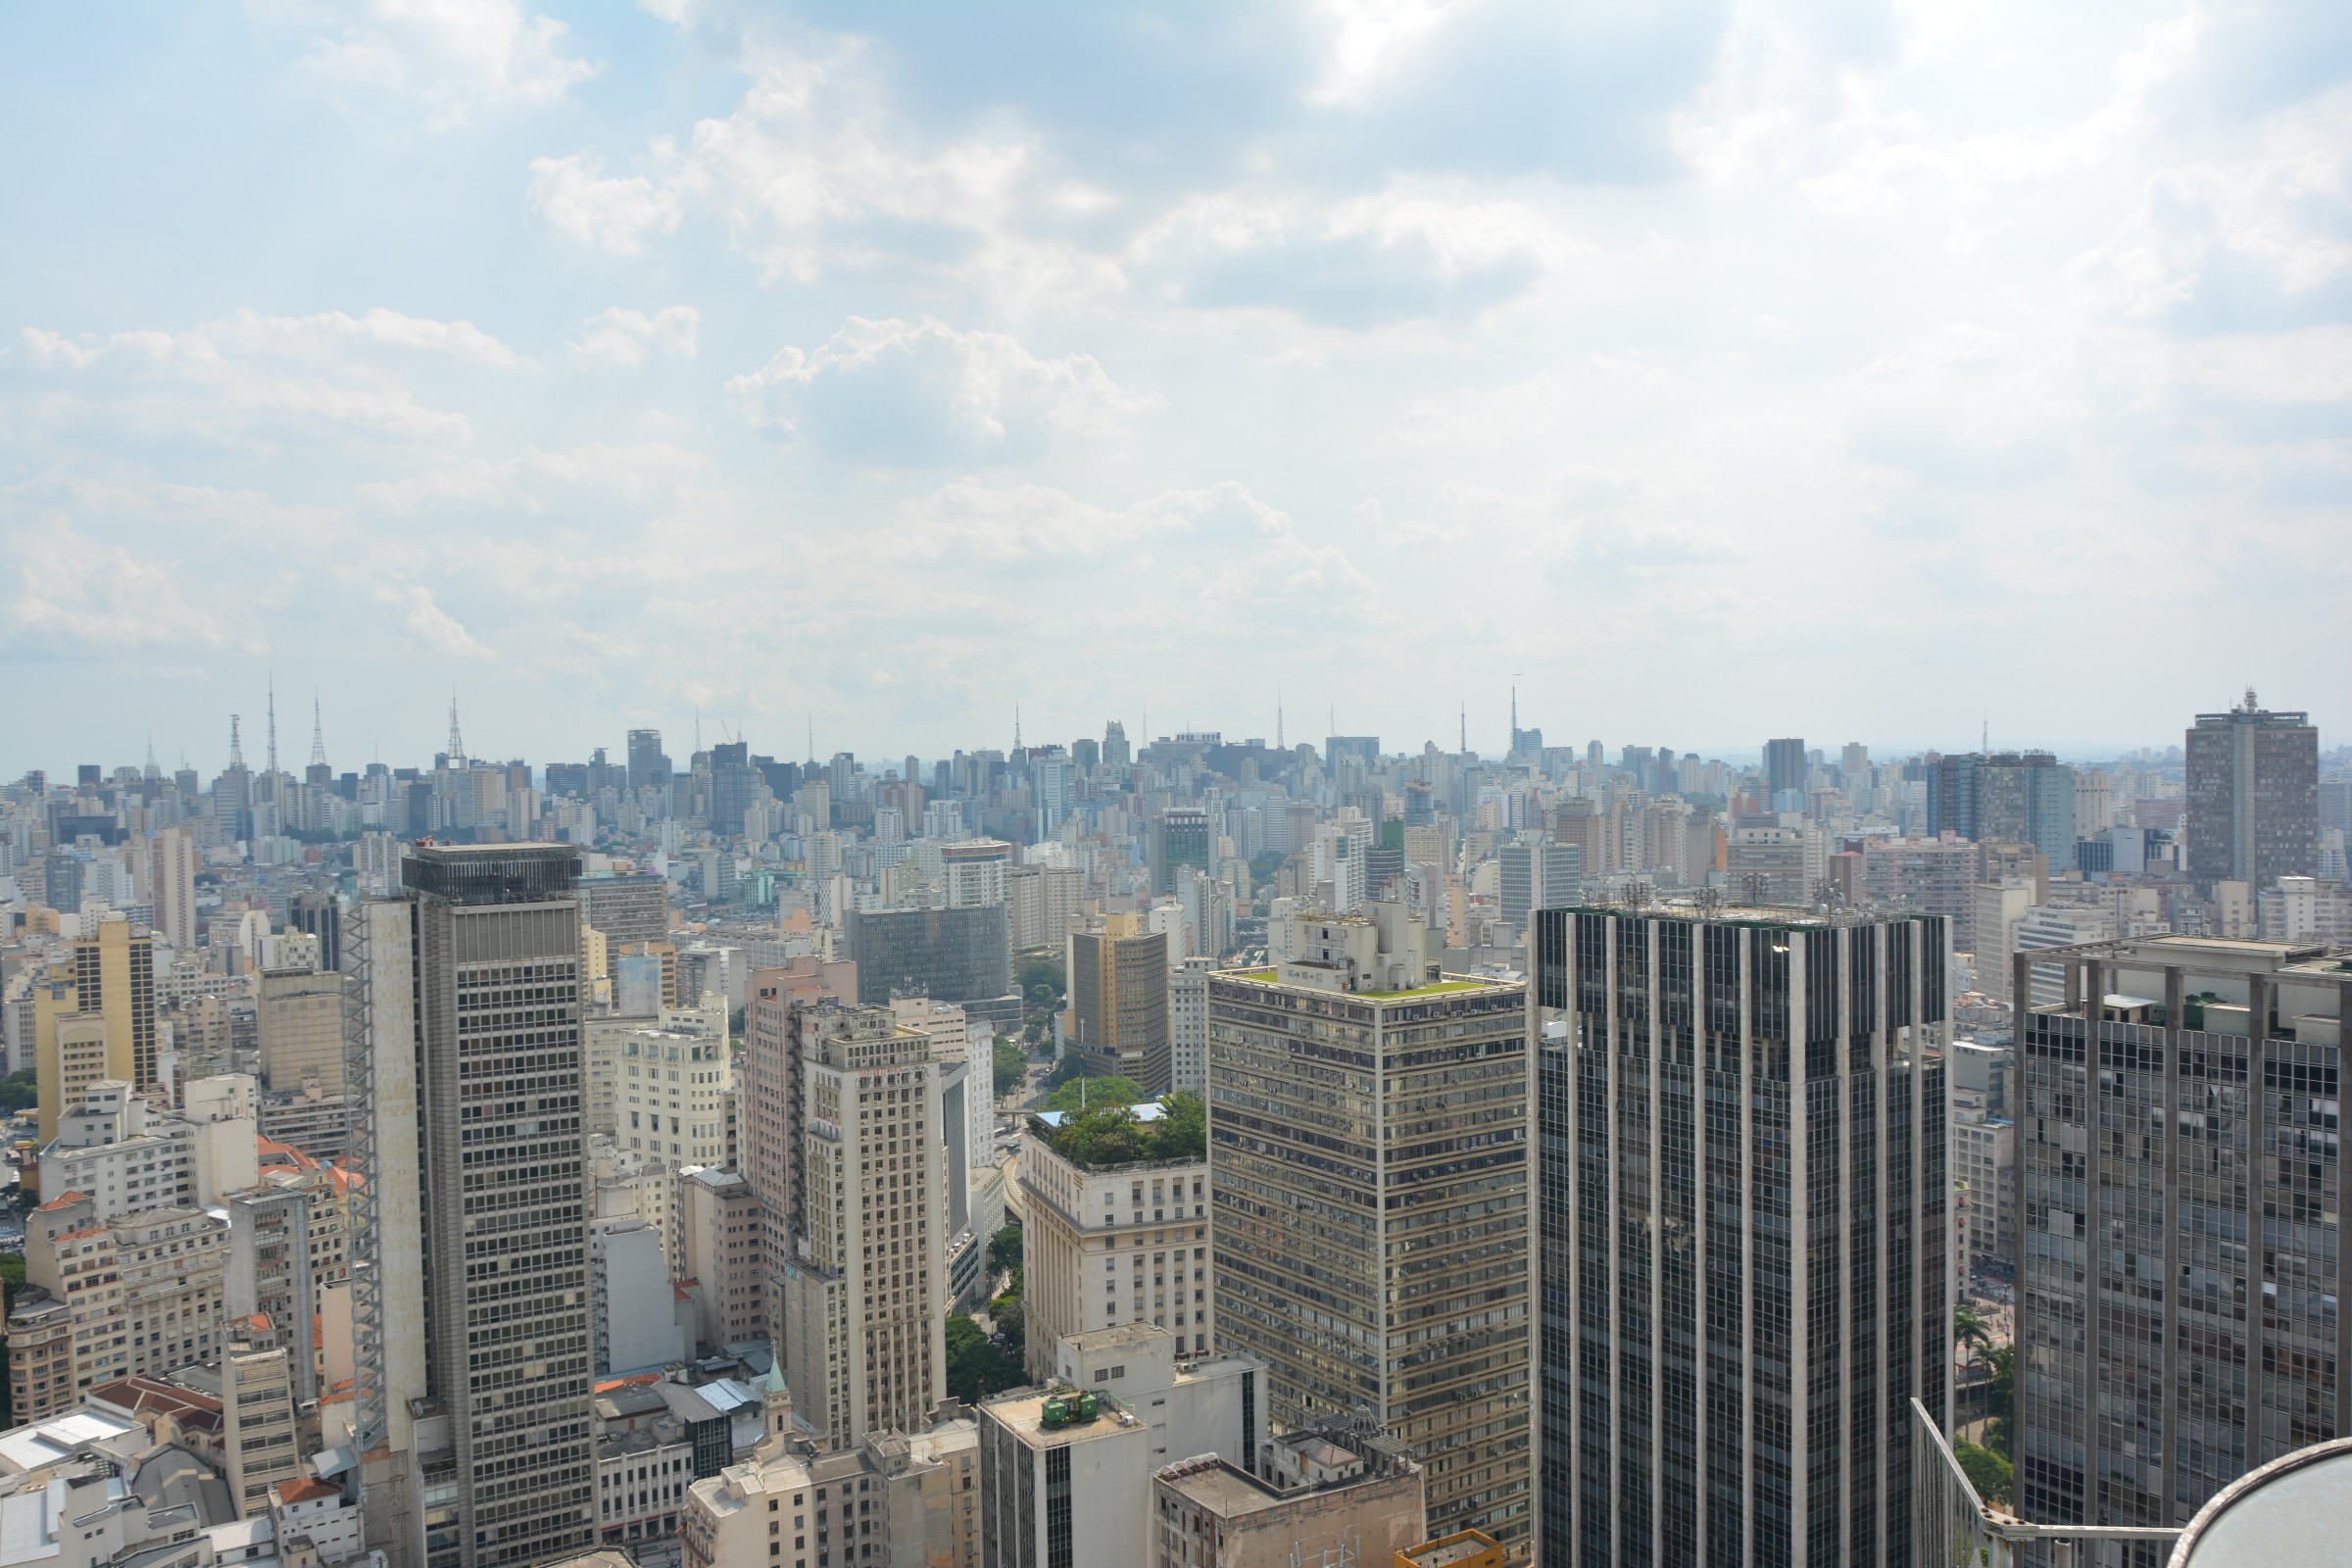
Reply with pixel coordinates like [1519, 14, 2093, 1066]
[1152, 1429, 1427, 1568]
[11, 1191, 228, 1415]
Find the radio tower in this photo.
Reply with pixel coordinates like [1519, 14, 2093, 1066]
[1459, 703, 1467, 754]
[266, 676, 279, 778]
[310, 697, 327, 769]
[446, 690, 467, 768]
[228, 714, 245, 770]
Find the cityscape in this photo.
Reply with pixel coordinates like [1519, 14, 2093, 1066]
[2, 698, 2348, 1568]
[5, 4, 2349, 1568]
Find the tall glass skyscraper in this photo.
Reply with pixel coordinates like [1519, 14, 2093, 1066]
[1534, 903, 1951, 1568]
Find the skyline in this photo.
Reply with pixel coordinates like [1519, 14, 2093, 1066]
[4, 680, 2328, 783]
[5, 1, 2349, 760]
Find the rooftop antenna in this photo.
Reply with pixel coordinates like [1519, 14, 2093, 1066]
[267, 674, 278, 777]
[808, 713, 815, 763]
[1982, 714, 1988, 753]
[1014, 703, 1022, 751]
[1459, 703, 1467, 754]
[229, 714, 245, 771]
[1277, 687, 1285, 750]
[309, 695, 326, 768]
[1511, 673, 1523, 750]
[446, 689, 466, 767]
[144, 734, 159, 779]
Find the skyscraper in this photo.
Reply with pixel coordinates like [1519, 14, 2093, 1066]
[626, 728, 670, 800]
[1929, 752, 2079, 870]
[1207, 905, 1531, 1549]
[1533, 902, 1952, 1568]
[31, 916, 157, 1141]
[2186, 692, 2319, 891]
[2012, 934, 2349, 1545]
[148, 824, 198, 954]
[1764, 737, 1808, 802]
[774, 1003, 948, 1448]
[1068, 914, 1170, 1089]
[1150, 807, 1213, 896]
[350, 844, 593, 1568]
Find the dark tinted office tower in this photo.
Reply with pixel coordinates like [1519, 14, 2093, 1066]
[1326, 735, 1381, 767]
[1765, 738, 1808, 800]
[2013, 936, 2349, 1547]
[578, 871, 668, 949]
[846, 904, 1010, 1005]
[1928, 753, 2080, 870]
[2186, 693, 2319, 891]
[1151, 807, 1213, 895]
[1534, 904, 1951, 1568]
[625, 728, 669, 797]
[290, 889, 340, 972]
[352, 844, 592, 1568]
[708, 740, 758, 837]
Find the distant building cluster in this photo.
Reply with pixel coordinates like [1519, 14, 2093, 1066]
[0, 689, 2344, 1567]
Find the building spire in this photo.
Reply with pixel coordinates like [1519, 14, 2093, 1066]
[229, 713, 245, 771]
[1276, 687, 1284, 751]
[144, 734, 159, 779]
[1459, 703, 1467, 754]
[446, 689, 466, 767]
[310, 695, 327, 768]
[1014, 702, 1022, 751]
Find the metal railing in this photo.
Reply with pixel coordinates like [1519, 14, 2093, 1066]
[1911, 1399, 2180, 1568]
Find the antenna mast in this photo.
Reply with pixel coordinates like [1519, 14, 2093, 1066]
[310, 696, 327, 768]
[267, 675, 278, 777]
[446, 690, 466, 767]
[229, 714, 245, 771]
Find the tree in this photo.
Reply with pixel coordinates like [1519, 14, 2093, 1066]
[989, 1224, 1023, 1278]
[1984, 1344, 2016, 1461]
[993, 1040, 1029, 1097]
[1016, 956, 1065, 1003]
[1033, 1092, 1207, 1168]
[0, 1072, 34, 1115]
[1046, 1075, 1146, 1113]
[1954, 1438, 2013, 1506]
[990, 1293, 1026, 1366]
[944, 1313, 1024, 1403]
[1249, 851, 1287, 886]
[1955, 1300, 1994, 1372]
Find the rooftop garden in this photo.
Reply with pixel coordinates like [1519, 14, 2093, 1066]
[1030, 1084, 1206, 1168]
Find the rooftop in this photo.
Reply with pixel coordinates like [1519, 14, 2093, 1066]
[1216, 969, 1509, 1001]
[978, 1386, 1145, 1450]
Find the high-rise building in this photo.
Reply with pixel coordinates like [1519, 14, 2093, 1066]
[257, 965, 345, 1094]
[1067, 915, 1170, 1090]
[1930, 753, 2080, 870]
[1533, 902, 1952, 1568]
[2186, 692, 2319, 891]
[942, 838, 1013, 908]
[1102, 720, 1131, 769]
[1150, 808, 1213, 897]
[847, 904, 1010, 1007]
[1018, 1101, 1212, 1378]
[350, 843, 593, 1568]
[31, 917, 158, 1141]
[148, 826, 198, 954]
[626, 729, 670, 800]
[289, 888, 341, 973]
[1168, 956, 1212, 1097]
[2012, 934, 2349, 1544]
[1764, 737, 1808, 801]
[1207, 905, 1531, 1549]
[774, 1004, 948, 1449]
[579, 871, 669, 951]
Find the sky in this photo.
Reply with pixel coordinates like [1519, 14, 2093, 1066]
[2, 0, 2348, 777]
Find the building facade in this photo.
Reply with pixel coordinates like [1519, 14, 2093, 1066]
[1068, 916, 1171, 1090]
[2013, 934, 2351, 1549]
[2185, 695, 2320, 892]
[1533, 904, 1953, 1568]
[1207, 931, 1531, 1550]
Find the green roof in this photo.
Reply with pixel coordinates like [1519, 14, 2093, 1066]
[1217, 969, 1507, 1000]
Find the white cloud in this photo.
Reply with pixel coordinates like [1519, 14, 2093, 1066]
[525, 153, 684, 255]
[728, 317, 1153, 465]
[375, 584, 494, 657]
[273, 0, 596, 129]
[3, 526, 255, 654]
[569, 307, 702, 368]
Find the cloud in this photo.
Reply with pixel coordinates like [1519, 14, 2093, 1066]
[728, 317, 1152, 465]
[355, 442, 708, 513]
[569, 307, 702, 368]
[375, 584, 493, 657]
[2, 525, 258, 655]
[270, 0, 597, 129]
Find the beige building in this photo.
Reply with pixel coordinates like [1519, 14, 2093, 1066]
[257, 965, 345, 1093]
[32, 918, 157, 1142]
[679, 1376, 979, 1568]
[9, 1190, 228, 1417]
[775, 1005, 949, 1449]
[1152, 1436, 1426, 1568]
[1067, 914, 1170, 1090]
[222, 1324, 303, 1518]
[679, 1166, 764, 1354]
[618, 1026, 732, 1166]
[1018, 1107, 1211, 1379]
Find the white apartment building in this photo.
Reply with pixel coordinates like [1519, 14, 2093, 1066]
[1167, 957, 1211, 1098]
[39, 1076, 259, 1222]
[619, 1027, 732, 1166]
[11, 1192, 228, 1416]
[1018, 1106, 1211, 1380]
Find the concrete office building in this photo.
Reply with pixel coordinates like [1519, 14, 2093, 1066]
[773, 1004, 948, 1450]
[149, 826, 198, 955]
[2012, 934, 2352, 1548]
[1533, 903, 1953, 1568]
[349, 843, 594, 1568]
[257, 966, 344, 1094]
[1068, 914, 1171, 1090]
[1151, 808, 1213, 897]
[848, 904, 1011, 1008]
[1207, 905, 1531, 1550]
[2186, 693, 2320, 892]
[977, 1324, 1269, 1568]
[1930, 753, 2082, 871]
[31, 917, 158, 1142]
[1169, 956, 1213, 1098]
[1153, 1436, 1428, 1568]
[942, 839, 1013, 909]
[1018, 1103, 1212, 1379]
